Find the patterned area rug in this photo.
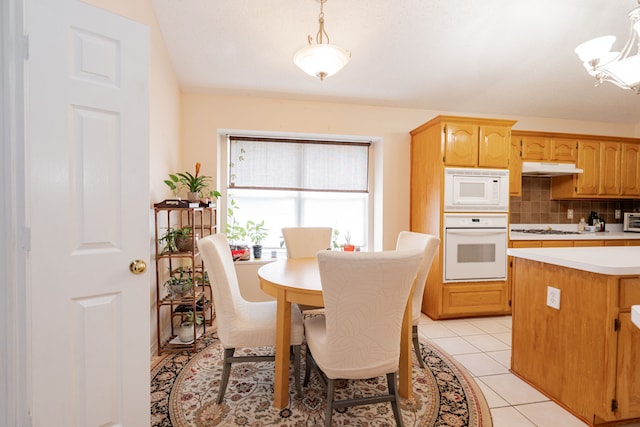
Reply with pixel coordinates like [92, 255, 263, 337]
[151, 332, 492, 426]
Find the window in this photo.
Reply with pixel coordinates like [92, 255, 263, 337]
[226, 135, 371, 250]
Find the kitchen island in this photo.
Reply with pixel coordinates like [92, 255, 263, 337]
[508, 247, 640, 426]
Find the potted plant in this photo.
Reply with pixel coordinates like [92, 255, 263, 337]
[178, 310, 204, 343]
[225, 197, 250, 260]
[164, 162, 215, 201]
[159, 226, 193, 253]
[246, 219, 269, 259]
[163, 267, 194, 299]
[342, 230, 355, 251]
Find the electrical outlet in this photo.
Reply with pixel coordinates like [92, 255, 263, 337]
[615, 209, 621, 219]
[547, 286, 561, 310]
[567, 209, 573, 220]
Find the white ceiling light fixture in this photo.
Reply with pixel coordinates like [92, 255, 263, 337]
[575, 1, 640, 93]
[293, 0, 351, 80]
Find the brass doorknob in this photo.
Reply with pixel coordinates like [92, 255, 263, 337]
[129, 259, 147, 274]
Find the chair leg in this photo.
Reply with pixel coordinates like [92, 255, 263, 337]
[412, 325, 425, 368]
[324, 378, 336, 427]
[217, 348, 235, 404]
[303, 346, 312, 387]
[292, 345, 303, 397]
[386, 372, 404, 427]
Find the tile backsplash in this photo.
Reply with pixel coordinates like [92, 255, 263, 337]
[510, 177, 640, 225]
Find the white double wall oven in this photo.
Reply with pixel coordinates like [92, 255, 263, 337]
[443, 168, 509, 283]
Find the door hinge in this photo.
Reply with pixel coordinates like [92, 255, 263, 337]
[614, 318, 621, 331]
[612, 399, 618, 412]
[519, 139, 523, 157]
[508, 299, 512, 307]
[575, 142, 579, 149]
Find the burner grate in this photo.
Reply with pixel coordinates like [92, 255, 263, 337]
[510, 228, 580, 235]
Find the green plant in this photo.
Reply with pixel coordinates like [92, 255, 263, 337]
[246, 220, 269, 246]
[225, 197, 247, 246]
[159, 226, 192, 254]
[164, 162, 213, 195]
[331, 229, 341, 249]
[184, 310, 204, 326]
[163, 267, 194, 296]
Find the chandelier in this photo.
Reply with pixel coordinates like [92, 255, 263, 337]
[293, 0, 351, 80]
[575, 1, 640, 93]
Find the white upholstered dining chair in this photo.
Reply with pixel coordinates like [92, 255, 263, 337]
[282, 226, 333, 311]
[395, 231, 440, 368]
[197, 233, 305, 403]
[303, 249, 424, 427]
[282, 227, 333, 258]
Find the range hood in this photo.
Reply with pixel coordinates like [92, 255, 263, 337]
[521, 161, 584, 177]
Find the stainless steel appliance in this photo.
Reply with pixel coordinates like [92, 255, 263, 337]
[510, 228, 580, 235]
[444, 213, 508, 282]
[443, 168, 509, 212]
[624, 212, 640, 232]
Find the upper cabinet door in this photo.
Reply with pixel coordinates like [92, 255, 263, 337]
[521, 136, 549, 161]
[575, 141, 600, 195]
[550, 138, 577, 162]
[510, 135, 522, 196]
[621, 143, 640, 196]
[443, 123, 478, 167]
[599, 142, 622, 195]
[479, 126, 511, 168]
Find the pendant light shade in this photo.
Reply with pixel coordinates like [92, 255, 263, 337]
[575, 1, 640, 92]
[293, 0, 351, 80]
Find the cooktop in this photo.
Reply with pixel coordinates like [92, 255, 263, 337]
[510, 228, 581, 235]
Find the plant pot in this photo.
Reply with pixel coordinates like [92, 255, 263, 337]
[230, 244, 250, 261]
[175, 235, 193, 252]
[252, 244, 263, 259]
[343, 244, 355, 252]
[169, 283, 193, 299]
[178, 321, 194, 343]
[187, 191, 199, 202]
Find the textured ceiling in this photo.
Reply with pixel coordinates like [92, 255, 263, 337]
[151, 0, 640, 124]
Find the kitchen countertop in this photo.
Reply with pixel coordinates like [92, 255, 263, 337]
[633, 306, 640, 329]
[507, 246, 640, 275]
[509, 223, 640, 241]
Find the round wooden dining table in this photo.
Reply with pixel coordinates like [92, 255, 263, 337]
[258, 257, 414, 409]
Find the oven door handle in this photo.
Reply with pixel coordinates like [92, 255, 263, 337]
[446, 229, 507, 237]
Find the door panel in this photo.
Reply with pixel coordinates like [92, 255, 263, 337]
[29, 1, 150, 425]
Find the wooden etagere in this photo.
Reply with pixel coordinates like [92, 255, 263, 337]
[154, 201, 217, 354]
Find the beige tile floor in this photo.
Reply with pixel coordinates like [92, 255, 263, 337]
[417, 314, 640, 427]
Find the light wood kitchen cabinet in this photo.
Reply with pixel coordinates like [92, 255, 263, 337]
[621, 143, 640, 196]
[599, 142, 622, 195]
[511, 259, 640, 425]
[575, 140, 600, 195]
[410, 115, 516, 319]
[551, 137, 640, 199]
[510, 133, 522, 196]
[518, 134, 577, 162]
[443, 121, 511, 168]
[512, 130, 640, 199]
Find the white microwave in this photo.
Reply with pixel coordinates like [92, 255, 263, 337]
[444, 168, 509, 212]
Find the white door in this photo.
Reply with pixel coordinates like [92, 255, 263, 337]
[28, 1, 150, 425]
